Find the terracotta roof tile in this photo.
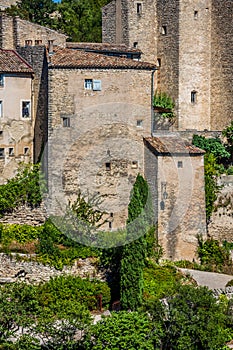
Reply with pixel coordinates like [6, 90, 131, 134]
[144, 136, 205, 155]
[0, 49, 33, 73]
[49, 48, 157, 70]
[66, 42, 142, 54]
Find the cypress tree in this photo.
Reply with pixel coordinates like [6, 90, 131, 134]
[120, 174, 152, 310]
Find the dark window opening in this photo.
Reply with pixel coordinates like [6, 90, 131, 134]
[161, 26, 167, 35]
[0, 148, 4, 158]
[105, 162, 111, 171]
[136, 3, 142, 14]
[191, 91, 197, 103]
[178, 161, 183, 168]
[22, 101, 30, 118]
[25, 40, 32, 46]
[24, 147, 29, 155]
[194, 10, 198, 19]
[0, 74, 4, 87]
[35, 40, 42, 45]
[137, 120, 143, 127]
[62, 117, 70, 127]
[9, 147, 14, 156]
[157, 58, 161, 67]
[133, 42, 138, 48]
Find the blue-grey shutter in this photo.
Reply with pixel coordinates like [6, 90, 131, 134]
[93, 80, 102, 91]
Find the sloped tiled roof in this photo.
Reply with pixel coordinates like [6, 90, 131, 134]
[0, 49, 33, 73]
[66, 42, 142, 54]
[49, 48, 157, 70]
[144, 136, 205, 155]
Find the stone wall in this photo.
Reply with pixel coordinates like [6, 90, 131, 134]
[208, 176, 233, 241]
[0, 0, 17, 10]
[0, 204, 47, 226]
[0, 14, 66, 50]
[210, 0, 233, 130]
[47, 67, 153, 228]
[0, 254, 105, 284]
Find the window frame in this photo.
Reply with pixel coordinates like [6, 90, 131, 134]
[62, 117, 71, 127]
[136, 2, 142, 14]
[21, 101, 31, 119]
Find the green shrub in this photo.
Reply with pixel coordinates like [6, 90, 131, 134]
[37, 275, 111, 311]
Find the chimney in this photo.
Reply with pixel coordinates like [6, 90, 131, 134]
[48, 40, 54, 54]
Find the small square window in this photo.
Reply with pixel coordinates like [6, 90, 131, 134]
[0, 148, 4, 158]
[85, 79, 93, 90]
[136, 3, 142, 14]
[105, 162, 111, 171]
[0, 74, 4, 87]
[191, 91, 197, 103]
[25, 40, 32, 46]
[35, 40, 42, 45]
[178, 161, 183, 168]
[137, 120, 143, 127]
[24, 147, 29, 155]
[22, 101, 31, 118]
[161, 26, 167, 35]
[132, 161, 138, 169]
[62, 117, 70, 127]
[0, 101, 2, 117]
[9, 147, 14, 156]
[194, 10, 198, 19]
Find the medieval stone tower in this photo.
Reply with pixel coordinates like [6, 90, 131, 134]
[102, 0, 233, 132]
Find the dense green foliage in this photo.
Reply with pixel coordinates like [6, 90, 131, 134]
[120, 174, 154, 310]
[80, 311, 158, 350]
[197, 236, 232, 273]
[222, 120, 233, 163]
[147, 285, 230, 350]
[0, 163, 44, 216]
[6, 0, 110, 42]
[192, 134, 230, 161]
[153, 91, 175, 120]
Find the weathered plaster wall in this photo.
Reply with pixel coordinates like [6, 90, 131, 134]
[157, 154, 206, 261]
[0, 74, 33, 183]
[47, 67, 153, 228]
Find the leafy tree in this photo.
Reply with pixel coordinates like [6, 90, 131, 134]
[192, 134, 230, 162]
[6, 0, 56, 27]
[147, 285, 231, 350]
[80, 311, 160, 350]
[120, 174, 153, 310]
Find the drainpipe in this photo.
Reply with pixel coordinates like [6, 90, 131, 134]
[151, 68, 157, 136]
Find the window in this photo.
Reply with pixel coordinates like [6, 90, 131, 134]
[9, 147, 14, 156]
[24, 147, 29, 155]
[133, 42, 138, 48]
[25, 40, 32, 46]
[177, 161, 183, 168]
[137, 119, 143, 127]
[161, 26, 167, 35]
[35, 40, 42, 45]
[191, 90, 197, 103]
[157, 58, 161, 67]
[0, 101, 2, 117]
[0, 74, 4, 87]
[85, 79, 93, 90]
[0, 148, 4, 158]
[22, 101, 31, 118]
[194, 10, 198, 19]
[136, 2, 142, 14]
[105, 162, 111, 171]
[93, 80, 102, 91]
[132, 161, 138, 169]
[62, 117, 70, 127]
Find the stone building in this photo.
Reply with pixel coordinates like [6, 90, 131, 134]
[0, 13, 67, 50]
[144, 135, 206, 260]
[0, 48, 34, 184]
[102, 0, 233, 131]
[47, 47, 157, 229]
